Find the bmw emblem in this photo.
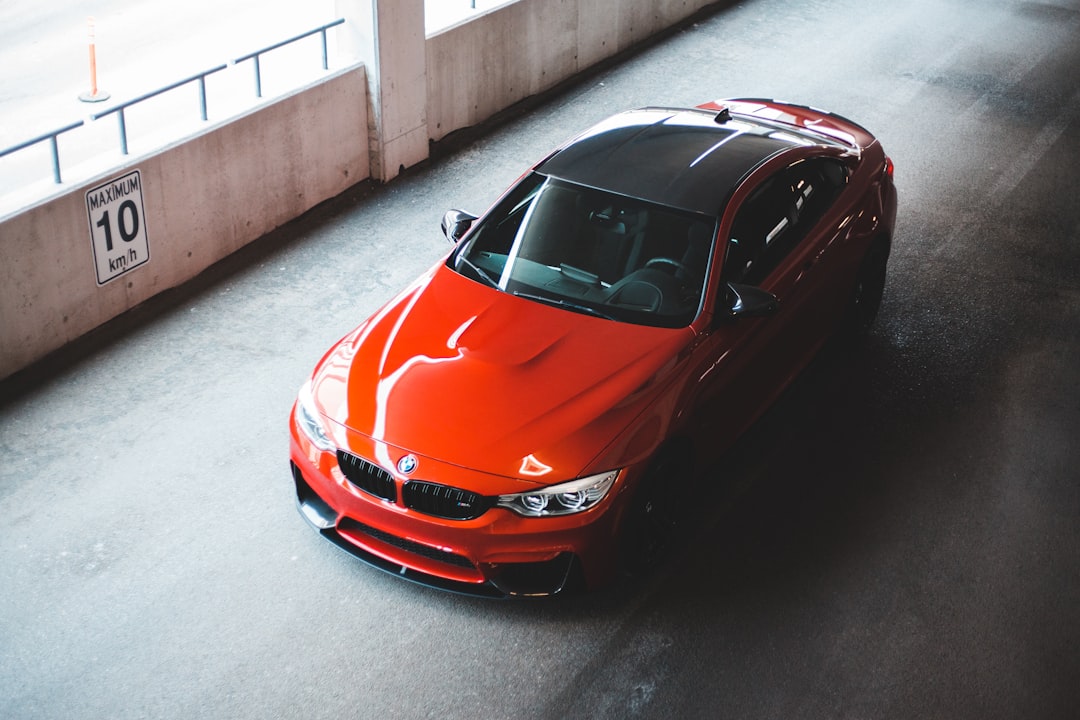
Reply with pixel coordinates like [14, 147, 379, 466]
[397, 454, 418, 475]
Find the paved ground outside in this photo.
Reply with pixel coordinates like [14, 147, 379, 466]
[0, 0, 506, 214]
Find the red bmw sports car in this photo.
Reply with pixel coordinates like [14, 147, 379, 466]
[289, 99, 897, 597]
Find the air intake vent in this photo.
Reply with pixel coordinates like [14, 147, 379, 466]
[402, 481, 493, 520]
[336, 450, 396, 502]
[338, 518, 475, 570]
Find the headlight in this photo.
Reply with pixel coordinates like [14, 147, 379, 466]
[295, 380, 335, 452]
[497, 470, 620, 517]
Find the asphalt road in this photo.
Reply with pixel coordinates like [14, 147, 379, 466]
[2, 0, 1079, 718]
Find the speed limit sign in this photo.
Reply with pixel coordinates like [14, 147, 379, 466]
[86, 170, 150, 285]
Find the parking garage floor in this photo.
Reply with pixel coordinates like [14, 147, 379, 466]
[2, 0, 1079, 718]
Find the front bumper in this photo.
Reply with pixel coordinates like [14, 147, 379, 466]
[288, 431, 631, 598]
[292, 462, 590, 597]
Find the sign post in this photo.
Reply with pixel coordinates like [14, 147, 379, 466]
[86, 170, 150, 285]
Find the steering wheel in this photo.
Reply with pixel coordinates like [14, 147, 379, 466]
[645, 257, 690, 275]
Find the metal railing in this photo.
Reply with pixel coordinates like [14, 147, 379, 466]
[234, 18, 343, 98]
[1, 18, 345, 182]
[0, 121, 85, 184]
[90, 65, 228, 155]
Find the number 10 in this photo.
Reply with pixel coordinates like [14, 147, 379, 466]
[96, 199, 140, 251]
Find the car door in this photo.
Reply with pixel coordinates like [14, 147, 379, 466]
[744, 156, 852, 377]
[686, 156, 851, 448]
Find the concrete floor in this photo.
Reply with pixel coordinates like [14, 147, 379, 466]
[2, 0, 1078, 718]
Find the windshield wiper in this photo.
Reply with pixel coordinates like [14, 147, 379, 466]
[455, 254, 499, 288]
[512, 292, 614, 320]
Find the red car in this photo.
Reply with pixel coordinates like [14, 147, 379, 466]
[289, 99, 897, 597]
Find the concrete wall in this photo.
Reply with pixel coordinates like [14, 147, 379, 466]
[426, 0, 718, 143]
[0, 65, 369, 381]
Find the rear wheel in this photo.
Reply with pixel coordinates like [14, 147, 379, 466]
[845, 237, 890, 334]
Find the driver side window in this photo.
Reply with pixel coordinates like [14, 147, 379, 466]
[722, 158, 847, 285]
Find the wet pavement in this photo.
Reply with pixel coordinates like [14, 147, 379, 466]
[2, 0, 1078, 717]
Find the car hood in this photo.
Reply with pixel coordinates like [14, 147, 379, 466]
[310, 264, 693, 483]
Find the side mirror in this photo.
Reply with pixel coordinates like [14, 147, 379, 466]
[441, 209, 477, 243]
[720, 282, 779, 322]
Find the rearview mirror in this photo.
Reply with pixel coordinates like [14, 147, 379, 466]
[721, 283, 779, 321]
[441, 209, 477, 243]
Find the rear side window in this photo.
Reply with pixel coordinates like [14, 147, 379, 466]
[722, 158, 848, 285]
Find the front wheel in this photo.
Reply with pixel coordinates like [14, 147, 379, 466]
[620, 450, 691, 579]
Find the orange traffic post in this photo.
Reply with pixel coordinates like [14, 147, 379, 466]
[78, 16, 110, 103]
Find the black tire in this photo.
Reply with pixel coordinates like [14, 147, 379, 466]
[845, 237, 890, 334]
[620, 448, 691, 578]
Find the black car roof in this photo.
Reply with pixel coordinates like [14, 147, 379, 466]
[534, 107, 812, 216]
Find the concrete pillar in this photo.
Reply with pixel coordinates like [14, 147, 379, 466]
[334, 0, 428, 182]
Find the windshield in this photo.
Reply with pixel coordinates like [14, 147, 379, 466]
[449, 174, 715, 328]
